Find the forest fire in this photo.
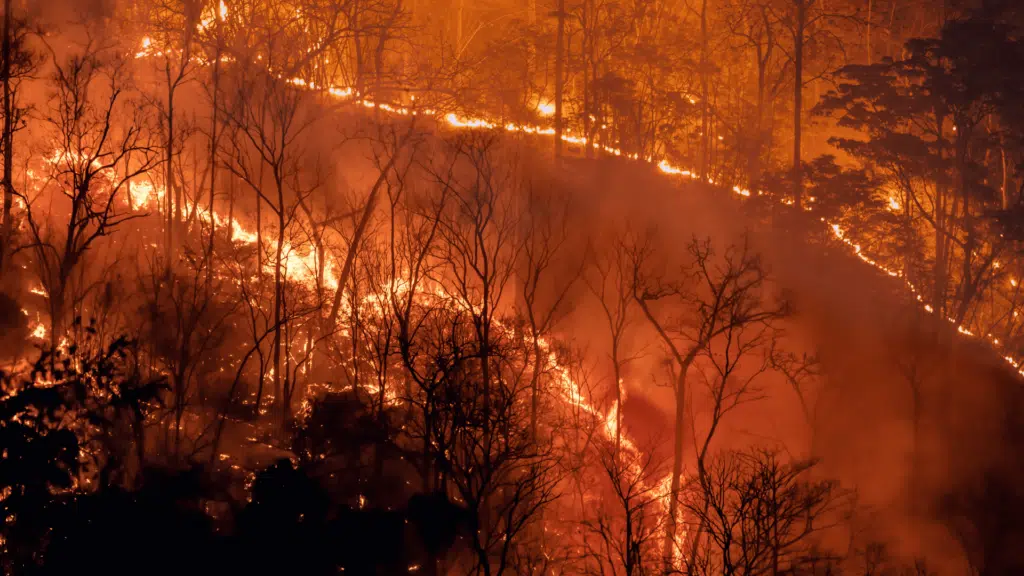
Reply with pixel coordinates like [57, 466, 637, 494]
[0, 0, 1023, 574]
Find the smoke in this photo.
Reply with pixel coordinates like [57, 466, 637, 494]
[11, 7, 1022, 568]
[544, 153, 1024, 573]
[764, 208, 1024, 572]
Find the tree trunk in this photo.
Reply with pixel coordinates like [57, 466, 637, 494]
[166, 86, 175, 268]
[207, 31, 220, 289]
[699, 0, 710, 181]
[933, 111, 948, 315]
[530, 332, 542, 440]
[1001, 134, 1010, 209]
[751, 45, 767, 188]
[527, 0, 537, 82]
[282, 294, 293, 427]
[613, 343, 622, 461]
[479, 290, 491, 438]
[954, 125, 973, 325]
[791, 0, 805, 210]
[353, 0, 363, 95]
[227, 169, 234, 238]
[273, 186, 285, 421]
[663, 356, 694, 574]
[254, 195, 264, 415]
[0, 0, 13, 279]
[583, 0, 596, 159]
[554, 0, 565, 160]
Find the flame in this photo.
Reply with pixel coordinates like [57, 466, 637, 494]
[603, 400, 621, 440]
[536, 99, 555, 117]
[117, 28, 1024, 562]
[445, 113, 496, 129]
[128, 180, 158, 211]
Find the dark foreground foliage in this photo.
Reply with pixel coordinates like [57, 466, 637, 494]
[0, 332, 468, 575]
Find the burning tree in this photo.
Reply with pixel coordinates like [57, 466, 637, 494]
[0, 329, 165, 571]
[0, 0, 1016, 572]
[221, 23, 327, 422]
[25, 37, 157, 350]
[0, 1, 38, 280]
[630, 232, 787, 572]
[580, 436, 668, 576]
[683, 449, 849, 576]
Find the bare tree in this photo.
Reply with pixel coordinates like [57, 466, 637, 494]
[143, 0, 202, 264]
[25, 39, 156, 350]
[323, 117, 420, 336]
[139, 251, 236, 463]
[222, 39, 322, 423]
[773, 0, 853, 208]
[581, 436, 667, 576]
[429, 131, 524, 435]
[586, 234, 636, 460]
[435, 319, 562, 576]
[683, 449, 849, 576]
[0, 2, 37, 280]
[630, 232, 785, 573]
[518, 178, 580, 439]
[725, 0, 789, 188]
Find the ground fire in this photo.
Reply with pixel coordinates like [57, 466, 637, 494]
[0, 0, 1022, 574]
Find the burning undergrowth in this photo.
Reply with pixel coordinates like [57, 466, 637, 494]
[0, 2, 1021, 574]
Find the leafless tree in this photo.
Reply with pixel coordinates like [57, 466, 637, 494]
[139, 250, 236, 463]
[683, 448, 849, 576]
[770, 343, 821, 431]
[428, 131, 524, 435]
[24, 38, 156, 350]
[141, 0, 203, 264]
[0, 3, 38, 281]
[772, 0, 855, 208]
[222, 39, 322, 423]
[323, 117, 420, 336]
[586, 234, 637, 460]
[630, 232, 786, 573]
[518, 177, 580, 439]
[581, 436, 668, 576]
[724, 0, 789, 187]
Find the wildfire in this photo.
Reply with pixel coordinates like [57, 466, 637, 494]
[129, 19, 1024, 462]
[128, 180, 158, 211]
[445, 113, 496, 130]
[198, 0, 228, 32]
[23, 26, 1006, 568]
[135, 36, 159, 59]
[535, 99, 555, 117]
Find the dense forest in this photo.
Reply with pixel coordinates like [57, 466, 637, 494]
[0, 0, 1023, 573]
